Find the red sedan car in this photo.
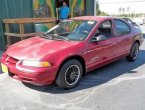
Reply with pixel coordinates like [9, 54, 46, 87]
[1, 16, 144, 89]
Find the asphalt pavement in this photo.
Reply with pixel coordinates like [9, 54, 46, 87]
[0, 27, 145, 110]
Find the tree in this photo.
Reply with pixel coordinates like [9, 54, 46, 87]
[96, 1, 101, 15]
[127, 7, 130, 13]
[122, 8, 125, 14]
[96, 1, 109, 16]
[118, 7, 122, 15]
[99, 11, 109, 16]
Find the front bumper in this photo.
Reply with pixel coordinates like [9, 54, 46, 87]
[9, 66, 57, 86]
[1, 54, 58, 85]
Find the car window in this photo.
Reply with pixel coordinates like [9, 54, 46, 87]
[115, 19, 130, 36]
[93, 20, 113, 40]
[127, 19, 133, 24]
[122, 18, 133, 24]
[46, 20, 97, 41]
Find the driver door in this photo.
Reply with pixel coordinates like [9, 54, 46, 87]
[85, 20, 118, 71]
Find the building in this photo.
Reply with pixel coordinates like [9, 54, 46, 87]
[0, 0, 96, 51]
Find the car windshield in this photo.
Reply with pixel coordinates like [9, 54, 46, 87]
[45, 19, 97, 41]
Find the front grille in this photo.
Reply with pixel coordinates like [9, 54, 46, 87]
[7, 57, 18, 64]
[6, 54, 19, 65]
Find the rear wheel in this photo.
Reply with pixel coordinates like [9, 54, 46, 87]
[126, 42, 139, 62]
[55, 59, 83, 89]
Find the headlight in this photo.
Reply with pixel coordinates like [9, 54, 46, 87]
[22, 60, 51, 67]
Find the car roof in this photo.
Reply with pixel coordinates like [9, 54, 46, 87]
[70, 16, 114, 22]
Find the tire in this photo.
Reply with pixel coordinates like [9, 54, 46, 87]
[55, 59, 83, 89]
[126, 42, 139, 62]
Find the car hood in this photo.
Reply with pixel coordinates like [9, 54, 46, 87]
[6, 36, 80, 60]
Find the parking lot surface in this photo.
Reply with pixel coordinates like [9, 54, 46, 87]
[0, 31, 145, 110]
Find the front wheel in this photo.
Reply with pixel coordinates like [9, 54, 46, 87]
[126, 42, 139, 62]
[55, 59, 83, 89]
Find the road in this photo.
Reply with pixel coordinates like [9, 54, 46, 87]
[0, 27, 145, 110]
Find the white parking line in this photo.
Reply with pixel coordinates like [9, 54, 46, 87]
[104, 74, 145, 86]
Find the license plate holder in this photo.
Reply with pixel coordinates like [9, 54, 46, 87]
[1, 63, 9, 74]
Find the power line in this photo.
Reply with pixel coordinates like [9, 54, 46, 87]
[99, 0, 145, 4]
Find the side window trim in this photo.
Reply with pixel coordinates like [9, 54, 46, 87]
[90, 20, 113, 42]
[114, 19, 131, 36]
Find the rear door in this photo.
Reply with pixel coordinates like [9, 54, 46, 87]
[114, 19, 132, 55]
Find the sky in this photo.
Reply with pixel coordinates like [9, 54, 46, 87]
[99, 0, 145, 15]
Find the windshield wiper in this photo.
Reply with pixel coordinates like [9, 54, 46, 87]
[40, 33, 53, 39]
[41, 33, 69, 41]
[51, 34, 69, 41]
[58, 35, 69, 41]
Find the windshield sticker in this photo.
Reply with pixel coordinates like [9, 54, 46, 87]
[88, 21, 95, 24]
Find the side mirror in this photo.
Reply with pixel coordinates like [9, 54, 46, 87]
[92, 35, 107, 42]
[132, 22, 136, 25]
[132, 22, 139, 27]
